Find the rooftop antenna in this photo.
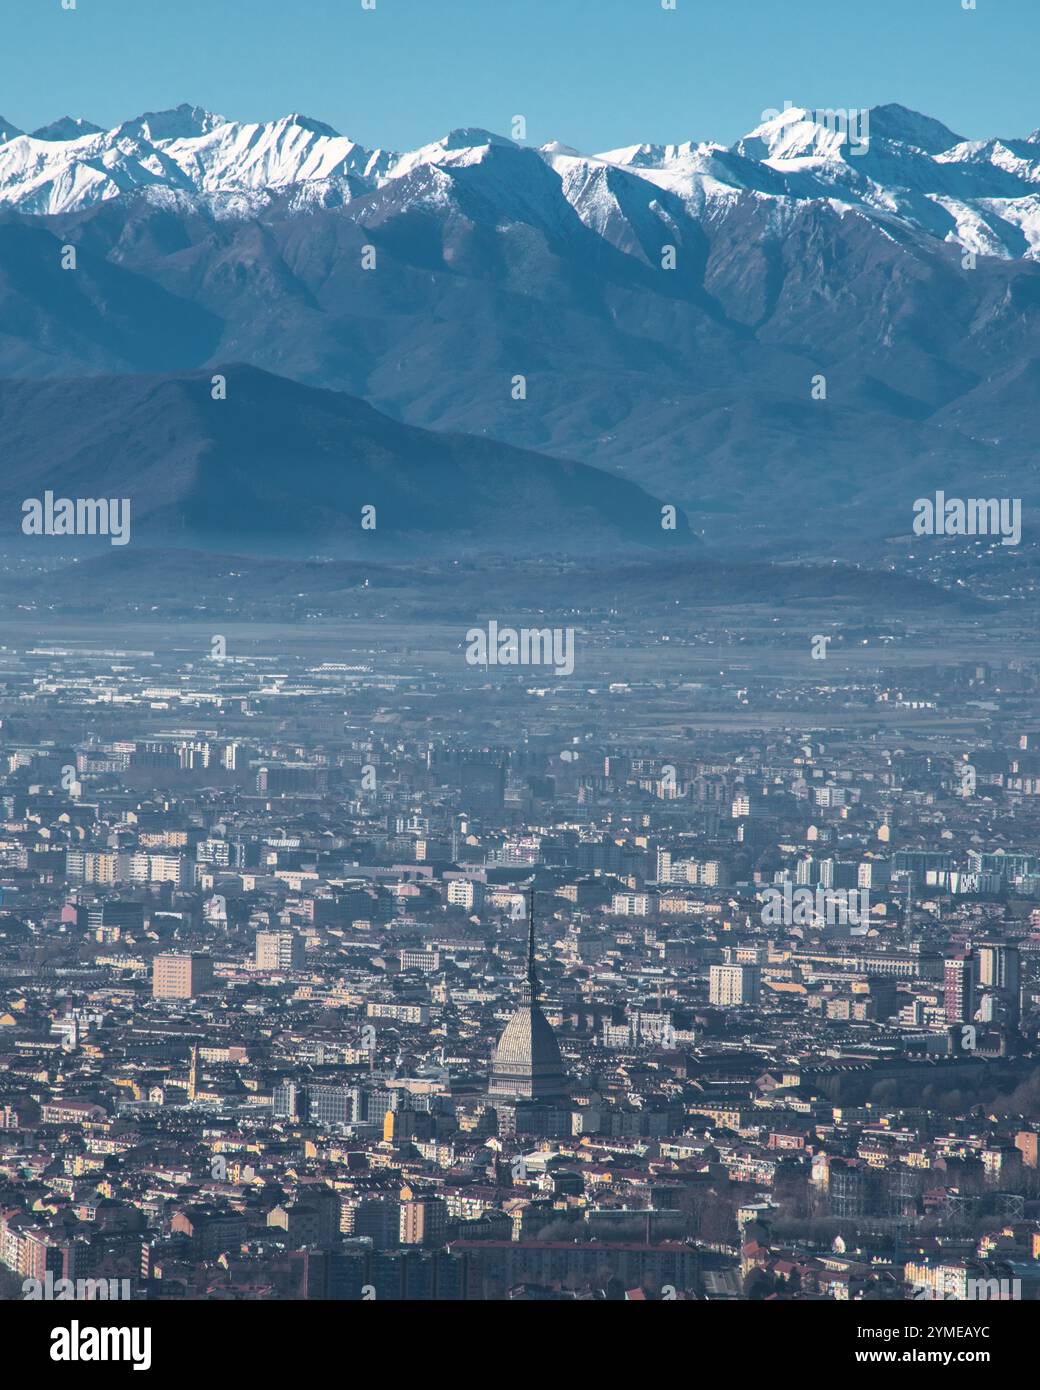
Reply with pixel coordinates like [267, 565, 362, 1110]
[904, 872, 913, 934]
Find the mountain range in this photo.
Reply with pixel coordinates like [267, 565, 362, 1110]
[5, 101, 1040, 245]
[3, 101, 1040, 552]
[0, 367, 688, 554]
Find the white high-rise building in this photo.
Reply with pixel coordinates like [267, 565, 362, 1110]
[709, 963, 760, 1007]
[447, 879, 483, 910]
[611, 893, 650, 917]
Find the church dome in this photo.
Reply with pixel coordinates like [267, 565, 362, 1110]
[489, 1001, 568, 1102]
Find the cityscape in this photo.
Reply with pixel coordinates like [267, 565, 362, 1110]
[1, 596, 1040, 1307]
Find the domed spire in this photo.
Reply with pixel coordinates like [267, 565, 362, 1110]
[488, 887, 568, 1104]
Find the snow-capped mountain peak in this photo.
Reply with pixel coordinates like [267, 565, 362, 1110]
[386, 128, 514, 180]
[734, 106, 860, 163]
[735, 101, 965, 164]
[115, 102, 227, 144]
[273, 113, 343, 138]
[539, 139, 581, 158]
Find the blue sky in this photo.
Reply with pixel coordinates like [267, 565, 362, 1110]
[3, 0, 1039, 151]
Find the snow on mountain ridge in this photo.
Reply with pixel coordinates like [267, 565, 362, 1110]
[3, 102, 1040, 259]
[0, 126, 197, 215]
[162, 113, 394, 193]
